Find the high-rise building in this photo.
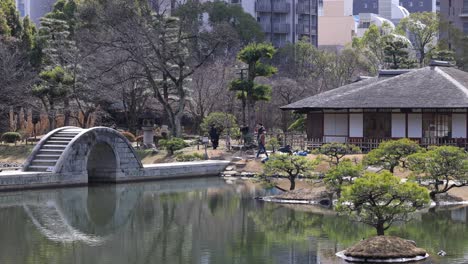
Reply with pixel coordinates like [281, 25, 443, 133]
[353, 0, 409, 24]
[439, 0, 468, 48]
[399, 0, 437, 13]
[353, 0, 379, 15]
[16, 0, 56, 25]
[152, 0, 254, 16]
[16, 0, 29, 17]
[318, 0, 355, 48]
[255, 0, 319, 47]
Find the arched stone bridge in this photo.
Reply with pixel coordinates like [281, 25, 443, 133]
[0, 126, 230, 189]
[24, 127, 143, 183]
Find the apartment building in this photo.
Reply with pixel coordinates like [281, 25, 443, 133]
[255, 0, 318, 47]
[353, 0, 409, 22]
[318, 0, 355, 48]
[399, 0, 437, 13]
[439, 0, 468, 47]
[16, 0, 56, 25]
[152, 0, 254, 15]
[353, 0, 379, 15]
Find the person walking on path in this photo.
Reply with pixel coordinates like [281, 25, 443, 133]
[256, 123, 265, 141]
[256, 130, 268, 158]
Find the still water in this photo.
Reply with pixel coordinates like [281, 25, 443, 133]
[0, 177, 467, 264]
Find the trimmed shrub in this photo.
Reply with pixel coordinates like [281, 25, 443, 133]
[2, 132, 21, 143]
[267, 137, 280, 153]
[201, 112, 238, 135]
[319, 143, 361, 166]
[175, 153, 204, 162]
[121, 131, 136, 142]
[159, 137, 189, 155]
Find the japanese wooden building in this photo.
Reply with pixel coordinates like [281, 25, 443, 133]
[281, 62, 468, 150]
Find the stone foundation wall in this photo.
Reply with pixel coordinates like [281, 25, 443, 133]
[0, 161, 230, 191]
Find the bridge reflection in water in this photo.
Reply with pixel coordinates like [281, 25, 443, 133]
[1, 178, 468, 264]
[0, 177, 227, 245]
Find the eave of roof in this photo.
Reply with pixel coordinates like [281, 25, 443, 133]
[281, 66, 468, 111]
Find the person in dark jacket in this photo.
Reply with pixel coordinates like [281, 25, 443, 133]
[256, 123, 265, 141]
[209, 126, 220, 150]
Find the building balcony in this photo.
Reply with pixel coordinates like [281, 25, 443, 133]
[460, 8, 468, 17]
[296, 3, 316, 14]
[296, 24, 317, 35]
[256, 1, 291, 13]
[260, 22, 290, 34]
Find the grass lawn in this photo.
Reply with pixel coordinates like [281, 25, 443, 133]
[0, 144, 35, 163]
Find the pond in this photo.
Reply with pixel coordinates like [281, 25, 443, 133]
[0, 177, 467, 264]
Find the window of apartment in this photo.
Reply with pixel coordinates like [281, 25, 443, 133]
[422, 113, 452, 138]
[465, 0, 468, 9]
[360, 21, 371, 28]
[299, 15, 311, 23]
[373, 2, 377, 8]
[464, 22, 468, 34]
[409, 1, 413, 7]
[420, 1, 424, 7]
[364, 3, 368, 8]
[272, 14, 286, 23]
[449, 0, 452, 8]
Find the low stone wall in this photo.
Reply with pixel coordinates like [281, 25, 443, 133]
[136, 161, 230, 181]
[0, 161, 230, 191]
[0, 171, 76, 191]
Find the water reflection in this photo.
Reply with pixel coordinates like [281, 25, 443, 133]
[0, 178, 466, 264]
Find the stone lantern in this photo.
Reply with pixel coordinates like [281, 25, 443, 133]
[141, 113, 156, 149]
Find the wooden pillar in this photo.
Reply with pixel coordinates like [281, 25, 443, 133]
[405, 113, 408, 138]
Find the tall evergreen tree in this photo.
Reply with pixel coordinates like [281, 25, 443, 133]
[229, 43, 277, 140]
[0, 0, 22, 38]
[34, 0, 78, 129]
[383, 36, 417, 69]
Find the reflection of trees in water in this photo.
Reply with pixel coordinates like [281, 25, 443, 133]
[387, 207, 468, 257]
[0, 207, 74, 264]
[1, 182, 468, 264]
[245, 204, 468, 263]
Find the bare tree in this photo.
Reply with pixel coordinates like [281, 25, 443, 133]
[80, 0, 221, 136]
[0, 39, 36, 131]
[187, 58, 236, 133]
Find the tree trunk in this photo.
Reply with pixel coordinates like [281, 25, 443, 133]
[173, 113, 183, 138]
[63, 98, 70, 126]
[247, 99, 256, 142]
[289, 176, 296, 191]
[82, 111, 89, 128]
[419, 49, 425, 65]
[241, 98, 246, 126]
[48, 106, 56, 131]
[376, 222, 385, 236]
[430, 191, 439, 205]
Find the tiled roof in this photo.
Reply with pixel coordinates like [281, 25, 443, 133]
[281, 66, 468, 110]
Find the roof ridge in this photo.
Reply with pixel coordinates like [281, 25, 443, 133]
[435, 67, 468, 97]
[280, 77, 377, 108]
[315, 68, 425, 105]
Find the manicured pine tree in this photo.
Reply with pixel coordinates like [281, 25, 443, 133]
[383, 36, 417, 69]
[34, 0, 78, 130]
[229, 43, 277, 142]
